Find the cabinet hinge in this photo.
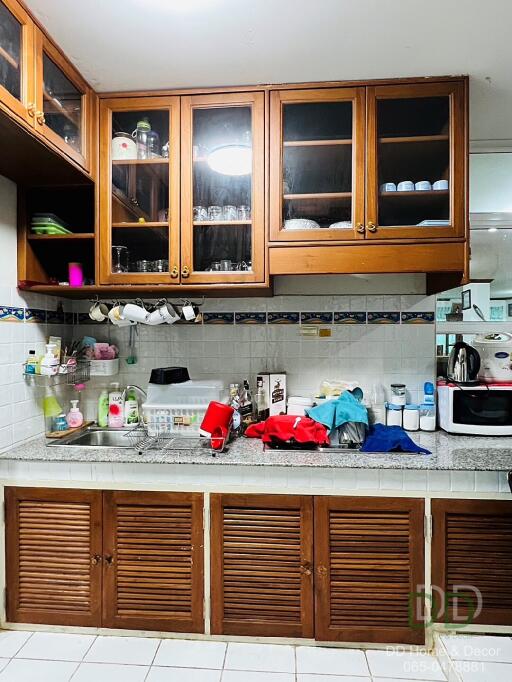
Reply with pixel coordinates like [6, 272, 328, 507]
[424, 514, 433, 541]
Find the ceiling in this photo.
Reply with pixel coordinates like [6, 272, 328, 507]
[25, 0, 512, 144]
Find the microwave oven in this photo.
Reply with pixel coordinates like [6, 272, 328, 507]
[438, 384, 512, 435]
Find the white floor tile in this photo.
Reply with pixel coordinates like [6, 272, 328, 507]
[224, 643, 295, 673]
[16, 632, 95, 661]
[366, 650, 446, 681]
[0, 662, 7, 674]
[441, 635, 512, 662]
[296, 646, 369, 677]
[153, 639, 226, 669]
[458, 661, 512, 682]
[298, 675, 370, 682]
[72, 662, 149, 682]
[221, 673, 295, 682]
[84, 636, 160, 666]
[0, 631, 32, 658]
[0, 658, 77, 682]
[147, 667, 221, 682]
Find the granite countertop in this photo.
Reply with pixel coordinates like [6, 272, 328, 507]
[1, 431, 512, 471]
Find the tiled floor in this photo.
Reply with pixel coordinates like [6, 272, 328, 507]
[0, 630, 451, 682]
[439, 634, 512, 682]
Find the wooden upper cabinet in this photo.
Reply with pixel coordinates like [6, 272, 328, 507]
[432, 499, 512, 626]
[5, 487, 103, 627]
[366, 80, 466, 239]
[210, 493, 314, 638]
[180, 92, 266, 284]
[34, 29, 92, 173]
[98, 96, 181, 284]
[270, 87, 366, 242]
[102, 491, 204, 633]
[0, 0, 35, 125]
[314, 496, 425, 644]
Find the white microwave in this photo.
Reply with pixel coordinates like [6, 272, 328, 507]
[438, 384, 512, 435]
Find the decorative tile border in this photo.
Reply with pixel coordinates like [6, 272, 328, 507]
[300, 312, 333, 325]
[401, 312, 435, 324]
[25, 308, 47, 323]
[0, 306, 24, 322]
[46, 310, 65, 325]
[334, 312, 367, 324]
[203, 312, 234, 325]
[367, 311, 401, 324]
[235, 312, 267, 324]
[267, 312, 300, 325]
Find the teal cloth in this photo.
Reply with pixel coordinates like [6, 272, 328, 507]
[306, 391, 368, 432]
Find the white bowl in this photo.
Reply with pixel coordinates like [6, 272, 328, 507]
[284, 219, 320, 230]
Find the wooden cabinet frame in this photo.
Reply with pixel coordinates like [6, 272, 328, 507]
[181, 91, 266, 284]
[269, 87, 366, 243]
[0, 0, 35, 125]
[98, 96, 181, 284]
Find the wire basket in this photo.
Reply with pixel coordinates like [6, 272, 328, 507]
[24, 359, 91, 386]
[124, 424, 227, 457]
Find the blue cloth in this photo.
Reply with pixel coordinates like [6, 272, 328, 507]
[307, 391, 369, 432]
[361, 423, 431, 455]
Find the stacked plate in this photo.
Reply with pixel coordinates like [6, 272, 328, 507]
[31, 213, 71, 235]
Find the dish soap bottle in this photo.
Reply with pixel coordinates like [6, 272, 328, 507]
[108, 382, 124, 428]
[97, 388, 109, 428]
[66, 400, 83, 428]
[124, 387, 140, 426]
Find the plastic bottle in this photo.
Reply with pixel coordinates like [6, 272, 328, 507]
[123, 388, 140, 426]
[66, 400, 84, 428]
[97, 389, 109, 428]
[370, 383, 386, 425]
[108, 382, 124, 428]
[40, 343, 59, 376]
[25, 350, 37, 374]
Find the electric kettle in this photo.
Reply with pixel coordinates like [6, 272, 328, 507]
[447, 342, 481, 385]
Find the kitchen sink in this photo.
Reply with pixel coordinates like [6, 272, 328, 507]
[48, 427, 135, 449]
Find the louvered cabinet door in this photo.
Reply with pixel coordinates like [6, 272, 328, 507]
[315, 496, 425, 644]
[211, 494, 314, 637]
[432, 499, 512, 626]
[102, 491, 204, 632]
[5, 487, 102, 626]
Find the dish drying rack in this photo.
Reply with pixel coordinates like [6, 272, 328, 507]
[124, 424, 227, 457]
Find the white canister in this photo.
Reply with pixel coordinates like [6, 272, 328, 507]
[287, 396, 314, 416]
[112, 132, 137, 160]
[403, 404, 420, 431]
[386, 403, 403, 427]
[390, 383, 407, 406]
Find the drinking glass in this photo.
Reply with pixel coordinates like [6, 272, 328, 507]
[112, 245, 129, 273]
[208, 205, 222, 221]
[193, 205, 208, 221]
[223, 205, 238, 221]
[237, 205, 251, 220]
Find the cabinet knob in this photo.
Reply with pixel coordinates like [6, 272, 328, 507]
[36, 111, 45, 125]
[181, 266, 190, 278]
[170, 266, 179, 279]
[300, 562, 312, 576]
[91, 554, 102, 566]
[104, 554, 114, 566]
[317, 565, 327, 577]
[356, 223, 365, 234]
[27, 103, 35, 118]
[367, 222, 377, 233]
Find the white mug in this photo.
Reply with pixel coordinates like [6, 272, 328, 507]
[415, 180, 432, 191]
[123, 303, 149, 323]
[89, 301, 108, 322]
[181, 303, 196, 321]
[380, 182, 396, 192]
[433, 179, 449, 190]
[397, 180, 414, 192]
[108, 304, 124, 324]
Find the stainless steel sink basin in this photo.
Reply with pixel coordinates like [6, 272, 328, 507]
[48, 427, 135, 449]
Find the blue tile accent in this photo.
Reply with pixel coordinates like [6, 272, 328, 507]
[203, 312, 234, 325]
[334, 312, 367, 324]
[65, 312, 75, 325]
[47, 309, 65, 324]
[0, 306, 24, 322]
[267, 312, 300, 324]
[24, 308, 46, 323]
[367, 311, 400, 324]
[77, 312, 97, 325]
[301, 312, 333, 325]
[401, 311, 435, 324]
[235, 312, 267, 324]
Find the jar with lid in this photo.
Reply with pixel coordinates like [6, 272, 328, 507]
[390, 383, 407, 406]
[386, 403, 403, 427]
[403, 404, 420, 431]
[420, 403, 436, 431]
[132, 117, 151, 159]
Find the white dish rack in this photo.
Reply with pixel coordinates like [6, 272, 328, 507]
[125, 425, 227, 456]
[142, 401, 210, 436]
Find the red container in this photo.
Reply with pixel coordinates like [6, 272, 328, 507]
[200, 401, 234, 438]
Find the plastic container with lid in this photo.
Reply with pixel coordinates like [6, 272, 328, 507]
[420, 403, 436, 431]
[386, 402, 403, 427]
[287, 396, 314, 416]
[403, 404, 420, 431]
[146, 379, 226, 405]
[390, 383, 407, 406]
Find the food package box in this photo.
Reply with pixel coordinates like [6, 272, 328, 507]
[257, 372, 287, 416]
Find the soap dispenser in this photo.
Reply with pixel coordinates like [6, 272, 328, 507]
[66, 400, 84, 428]
[108, 382, 124, 428]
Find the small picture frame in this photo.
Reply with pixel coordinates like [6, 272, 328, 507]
[461, 289, 472, 311]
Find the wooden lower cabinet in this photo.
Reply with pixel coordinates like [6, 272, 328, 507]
[210, 493, 314, 638]
[314, 496, 425, 644]
[6, 488, 204, 632]
[432, 499, 512, 626]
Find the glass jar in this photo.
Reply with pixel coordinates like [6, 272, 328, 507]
[403, 404, 420, 431]
[132, 117, 151, 159]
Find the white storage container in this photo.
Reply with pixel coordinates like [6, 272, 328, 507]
[142, 402, 210, 436]
[146, 379, 226, 405]
[89, 358, 120, 376]
[287, 396, 314, 416]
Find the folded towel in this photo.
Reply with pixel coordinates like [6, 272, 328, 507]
[360, 424, 431, 454]
[307, 391, 368, 432]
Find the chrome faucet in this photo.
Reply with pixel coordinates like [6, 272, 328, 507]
[121, 385, 147, 402]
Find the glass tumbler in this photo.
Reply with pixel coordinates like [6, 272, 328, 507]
[237, 205, 251, 220]
[208, 205, 222, 221]
[112, 245, 129, 273]
[193, 206, 208, 221]
[223, 205, 238, 221]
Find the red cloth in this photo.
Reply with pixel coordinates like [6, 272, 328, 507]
[245, 415, 330, 446]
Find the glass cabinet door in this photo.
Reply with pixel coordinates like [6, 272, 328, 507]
[270, 88, 365, 241]
[181, 92, 265, 284]
[366, 81, 466, 239]
[0, 0, 34, 123]
[35, 31, 90, 170]
[99, 97, 180, 284]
